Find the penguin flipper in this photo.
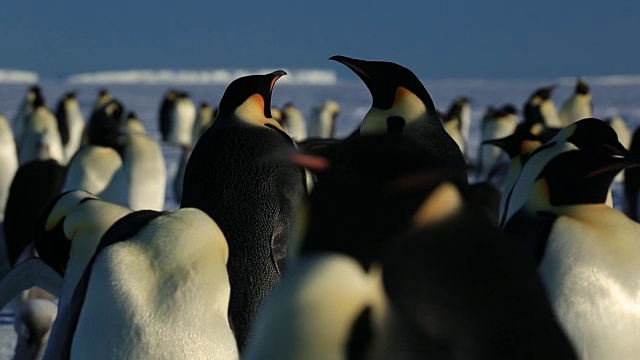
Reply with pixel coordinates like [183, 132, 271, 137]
[504, 209, 557, 265]
[0, 257, 63, 311]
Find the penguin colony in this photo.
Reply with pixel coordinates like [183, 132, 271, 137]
[0, 57, 637, 360]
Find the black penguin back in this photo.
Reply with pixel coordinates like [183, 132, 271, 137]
[3, 160, 66, 266]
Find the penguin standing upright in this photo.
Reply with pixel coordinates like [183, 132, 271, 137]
[523, 84, 562, 129]
[623, 125, 640, 221]
[119, 116, 167, 211]
[158, 89, 177, 142]
[444, 96, 472, 155]
[440, 108, 466, 157]
[511, 149, 640, 359]
[166, 92, 196, 148]
[281, 102, 307, 142]
[499, 118, 626, 228]
[476, 104, 518, 183]
[180, 70, 308, 350]
[328, 55, 468, 189]
[13, 85, 43, 149]
[0, 113, 18, 222]
[84, 99, 125, 152]
[308, 100, 340, 139]
[191, 102, 216, 147]
[3, 159, 66, 267]
[18, 95, 65, 166]
[55, 91, 85, 163]
[92, 88, 112, 112]
[559, 78, 593, 126]
[378, 182, 578, 359]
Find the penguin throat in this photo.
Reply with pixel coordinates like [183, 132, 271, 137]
[360, 87, 426, 135]
[234, 94, 283, 129]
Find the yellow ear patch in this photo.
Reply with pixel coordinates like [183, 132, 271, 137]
[360, 86, 426, 135]
[234, 94, 283, 130]
[411, 182, 462, 226]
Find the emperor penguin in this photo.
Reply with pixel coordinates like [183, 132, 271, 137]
[499, 118, 626, 228]
[288, 134, 467, 268]
[482, 129, 543, 216]
[0, 113, 18, 222]
[54, 91, 85, 162]
[191, 102, 216, 147]
[440, 108, 466, 157]
[118, 117, 167, 211]
[513, 149, 640, 360]
[379, 182, 577, 359]
[167, 92, 196, 148]
[61, 145, 129, 208]
[623, 125, 640, 221]
[18, 96, 65, 166]
[476, 104, 519, 183]
[158, 89, 178, 142]
[84, 98, 125, 153]
[281, 102, 307, 142]
[605, 115, 631, 183]
[180, 70, 308, 351]
[245, 253, 387, 360]
[523, 84, 562, 129]
[92, 88, 112, 112]
[444, 96, 472, 153]
[308, 100, 340, 139]
[3, 159, 66, 267]
[559, 78, 593, 126]
[13, 85, 43, 150]
[329, 55, 468, 189]
[43, 207, 238, 360]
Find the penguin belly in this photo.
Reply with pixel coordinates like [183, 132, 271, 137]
[538, 206, 640, 360]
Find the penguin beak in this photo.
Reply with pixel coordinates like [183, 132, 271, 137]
[587, 155, 640, 178]
[329, 55, 370, 79]
[268, 70, 287, 92]
[602, 142, 631, 158]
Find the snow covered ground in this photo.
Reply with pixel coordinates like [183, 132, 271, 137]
[0, 72, 638, 357]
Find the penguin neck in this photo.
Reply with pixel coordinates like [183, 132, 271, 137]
[230, 94, 284, 130]
[360, 87, 431, 135]
[528, 177, 614, 215]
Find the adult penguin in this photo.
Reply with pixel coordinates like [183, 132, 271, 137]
[307, 100, 341, 139]
[158, 89, 177, 143]
[180, 70, 308, 351]
[379, 181, 578, 359]
[476, 104, 518, 183]
[509, 149, 640, 359]
[18, 95, 65, 166]
[3, 158, 66, 267]
[84, 98, 125, 153]
[55, 91, 85, 162]
[559, 78, 593, 126]
[0, 113, 18, 222]
[522, 84, 562, 129]
[42, 207, 238, 360]
[328, 55, 468, 189]
[499, 118, 626, 228]
[13, 85, 43, 149]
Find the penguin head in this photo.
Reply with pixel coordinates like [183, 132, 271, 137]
[529, 84, 556, 104]
[64, 91, 78, 100]
[217, 70, 287, 128]
[575, 78, 590, 95]
[563, 117, 628, 157]
[482, 130, 543, 159]
[330, 55, 437, 135]
[532, 149, 640, 208]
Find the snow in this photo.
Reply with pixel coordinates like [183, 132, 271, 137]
[0, 70, 38, 84]
[0, 74, 639, 357]
[65, 69, 337, 85]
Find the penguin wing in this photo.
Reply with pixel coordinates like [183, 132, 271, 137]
[49, 210, 165, 360]
[504, 209, 557, 265]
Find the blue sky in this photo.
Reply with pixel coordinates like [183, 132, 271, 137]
[1, 0, 638, 80]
